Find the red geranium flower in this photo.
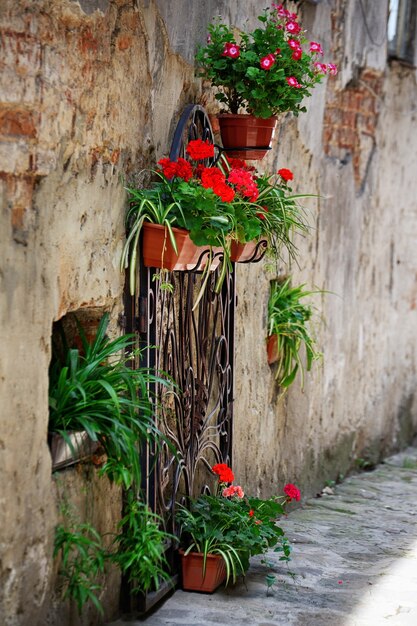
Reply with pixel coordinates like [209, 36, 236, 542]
[186, 139, 215, 161]
[228, 167, 259, 201]
[213, 182, 235, 203]
[175, 157, 193, 181]
[283, 483, 301, 501]
[277, 168, 294, 182]
[248, 509, 255, 517]
[212, 463, 235, 483]
[201, 166, 225, 188]
[157, 157, 179, 180]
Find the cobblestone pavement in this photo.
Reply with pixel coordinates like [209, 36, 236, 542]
[108, 447, 417, 626]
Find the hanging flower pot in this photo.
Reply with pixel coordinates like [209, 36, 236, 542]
[218, 114, 277, 160]
[230, 239, 268, 263]
[231, 240, 257, 262]
[179, 550, 226, 593]
[142, 223, 199, 270]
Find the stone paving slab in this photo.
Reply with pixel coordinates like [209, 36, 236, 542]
[107, 447, 417, 626]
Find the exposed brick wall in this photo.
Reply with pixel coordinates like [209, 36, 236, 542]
[0, 28, 43, 243]
[323, 68, 383, 190]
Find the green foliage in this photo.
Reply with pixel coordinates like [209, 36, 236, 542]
[54, 494, 176, 615]
[54, 508, 106, 615]
[402, 457, 417, 469]
[239, 171, 310, 258]
[49, 313, 171, 488]
[110, 493, 175, 593]
[267, 278, 323, 388]
[195, 7, 335, 117]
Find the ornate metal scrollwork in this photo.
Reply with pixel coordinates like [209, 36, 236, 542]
[123, 104, 267, 611]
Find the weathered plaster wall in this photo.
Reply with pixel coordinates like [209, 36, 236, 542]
[0, 1, 200, 624]
[233, 1, 417, 496]
[1, 0, 417, 624]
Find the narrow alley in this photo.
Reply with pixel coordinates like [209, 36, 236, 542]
[109, 447, 417, 626]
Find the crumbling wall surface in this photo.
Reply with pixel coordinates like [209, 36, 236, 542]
[234, 0, 417, 496]
[0, 0, 197, 624]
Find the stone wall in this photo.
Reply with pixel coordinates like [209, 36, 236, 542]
[0, 0, 416, 624]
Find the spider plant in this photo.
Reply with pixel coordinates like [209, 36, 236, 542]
[267, 277, 322, 388]
[110, 492, 175, 593]
[120, 178, 186, 295]
[48, 312, 171, 488]
[54, 506, 106, 615]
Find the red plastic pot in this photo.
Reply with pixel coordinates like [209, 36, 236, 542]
[218, 114, 277, 160]
[142, 223, 223, 272]
[266, 334, 279, 365]
[179, 550, 226, 593]
[142, 223, 197, 270]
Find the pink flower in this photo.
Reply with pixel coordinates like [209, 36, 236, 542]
[222, 485, 244, 498]
[292, 49, 302, 61]
[272, 3, 290, 18]
[288, 39, 301, 50]
[260, 54, 275, 70]
[314, 62, 327, 74]
[286, 76, 302, 88]
[286, 21, 301, 34]
[327, 63, 338, 76]
[222, 42, 240, 59]
[309, 41, 324, 55]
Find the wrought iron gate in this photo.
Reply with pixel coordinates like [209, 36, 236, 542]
[122, 106, 236, 611]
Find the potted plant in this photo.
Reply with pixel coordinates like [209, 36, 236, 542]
[176, 462, 300, 592]
[121, 142, 310, 294]
[195, 4, 337, 158]
[48, 312, 171, 488]
[267, 277, 322, 388]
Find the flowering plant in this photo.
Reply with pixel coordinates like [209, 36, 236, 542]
[195, 3, 337, 118]
[121, 139, 309, 294]
[176, 462, 300, 584]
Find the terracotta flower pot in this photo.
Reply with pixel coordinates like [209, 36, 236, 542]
[142, 223, 199, 270]
[266, 334, 279, 365]
[231, 240, 257, 262]
[231, 239, 271, 263]
[218, 114, 277, 160]
[179, 550, 226, 593]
